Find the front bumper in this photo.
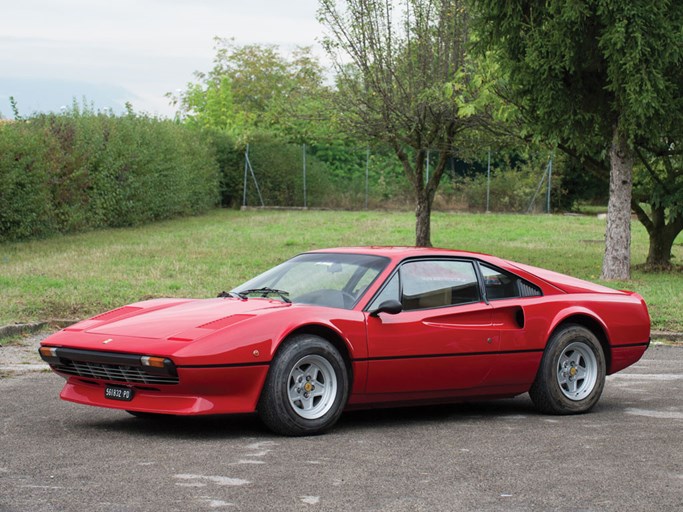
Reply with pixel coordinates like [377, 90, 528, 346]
[41, 347, 269, 415]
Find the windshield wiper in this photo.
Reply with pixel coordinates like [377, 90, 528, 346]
[235, 287, 292, 303]
[217, 291, 245, 299]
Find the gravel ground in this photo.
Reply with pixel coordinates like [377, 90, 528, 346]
[1, 344, 681, 511]
[0, 331, 52, 376]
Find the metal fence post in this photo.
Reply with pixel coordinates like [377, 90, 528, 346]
[486, 150, 491, 213]
[546, 156, 553, 213]
[365, 148, 370, 210]
[303, 143, 308, 209]
[242, 144, 249, 207]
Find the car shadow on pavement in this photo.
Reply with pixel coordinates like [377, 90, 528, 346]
[77, 393, 623, 438]
[83, 411, 271, 440]
[336, 396, 540, 432]
[77, 397, 539, 439]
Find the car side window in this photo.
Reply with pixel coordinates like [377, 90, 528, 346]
[479, 263, 542, 300]
[368, 272, 399, 310]
[400, 260, 480, 310]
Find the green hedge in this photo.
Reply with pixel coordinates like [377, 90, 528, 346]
[0, 113, 220, 241]
[0, 122, 54, 239]
[453, 155, 566, 213]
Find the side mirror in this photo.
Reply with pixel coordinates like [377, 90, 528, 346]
[369, 300, 403, 317]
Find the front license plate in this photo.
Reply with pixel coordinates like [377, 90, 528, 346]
[104, 385, 134, 401]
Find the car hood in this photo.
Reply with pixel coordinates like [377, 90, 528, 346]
[74, 298, 290, 340]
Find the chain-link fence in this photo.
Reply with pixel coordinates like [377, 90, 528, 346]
[237, 141, 567, 213]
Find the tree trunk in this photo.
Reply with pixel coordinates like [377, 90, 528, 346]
[646, 228, 675, 269]
[601, 127, 633, 280]
[415, 190, 432, 247]
[644, 205, 683, 269]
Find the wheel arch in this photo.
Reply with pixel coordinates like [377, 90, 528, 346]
[276, 324, 354, 384]
[548, 313, 611, 371]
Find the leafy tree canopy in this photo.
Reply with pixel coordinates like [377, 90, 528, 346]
[471, 0, 683, 275]
[473, 1, 682, 154]
[319, 0, 481, 246]
[168, 39, 336, 143]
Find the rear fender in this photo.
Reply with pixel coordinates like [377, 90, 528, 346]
[546, 307, 611, 345]
[544, 308, 612, 370]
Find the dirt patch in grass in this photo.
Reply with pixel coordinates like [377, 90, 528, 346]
[0, 330, 53, 376]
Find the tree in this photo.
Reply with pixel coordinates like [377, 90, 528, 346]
[319, 0, 475, 246]
[471, 1, 683, 278]
[169, 75, 245, 134]
[168, 39, 334, 142]
[633, 143, 683, 269]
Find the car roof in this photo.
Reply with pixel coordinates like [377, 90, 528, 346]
[309, 246, 492, 261]
[307, 247, 619, 296]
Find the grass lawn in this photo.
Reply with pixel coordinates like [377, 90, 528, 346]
[0, 209, 681, 331]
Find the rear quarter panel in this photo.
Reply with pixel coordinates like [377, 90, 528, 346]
[502, 292, 650, 374]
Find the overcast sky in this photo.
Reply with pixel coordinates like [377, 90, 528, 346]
[0, 0, 325, 118]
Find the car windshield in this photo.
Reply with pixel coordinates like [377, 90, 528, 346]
[232, 253, 389, 309]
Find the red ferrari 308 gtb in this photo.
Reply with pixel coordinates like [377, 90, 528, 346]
[40, 247, 650, 435]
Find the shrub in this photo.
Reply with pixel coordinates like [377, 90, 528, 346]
[239, 132, 333, 208]
[0, 123, 54, 240]
[454, 154, 566, 213]
[0, 111, 220, 242]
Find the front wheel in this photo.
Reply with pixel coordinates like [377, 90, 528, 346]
[258, 334, 349, 436]
[529, 324, 606, 414]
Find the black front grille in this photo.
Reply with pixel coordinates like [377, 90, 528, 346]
[53, 360, 179, 385]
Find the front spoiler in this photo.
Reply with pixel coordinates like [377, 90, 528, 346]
[56, 365, 269, 415]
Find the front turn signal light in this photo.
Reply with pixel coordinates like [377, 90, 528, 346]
[140, 356, 166, 368]
[39, 346, 58, 358]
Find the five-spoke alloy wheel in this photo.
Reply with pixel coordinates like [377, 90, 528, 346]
[556, 341, 598, 401]
[287, 354, 338, 420]
[259, 334, 349, 436]
[530, 324, 606, 414]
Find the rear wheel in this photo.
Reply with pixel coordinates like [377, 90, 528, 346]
[258, 334, 349, 436]
[529, 324, 606, 414]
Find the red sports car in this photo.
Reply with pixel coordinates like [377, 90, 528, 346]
[39, 247, 650, 435]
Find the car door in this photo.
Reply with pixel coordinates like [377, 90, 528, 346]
[477, 262, 545, 388]
[364, 259, 500, 396]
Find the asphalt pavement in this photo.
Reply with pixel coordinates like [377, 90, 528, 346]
[0, 345, 681, 511]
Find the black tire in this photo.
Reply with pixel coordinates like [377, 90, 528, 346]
[529, 324, 606, 414]
[258, 334, 349, 436]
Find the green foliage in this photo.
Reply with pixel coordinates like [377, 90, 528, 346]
[320, 0, 479, 245]
[560, 160, 609, 209]
[0, 110, 220, 242]
[455, 153, 565, 213]
[307, 144, 411, 206]
[471, 0, 683, 271]
[243, 132, 332, 208]
[0, 123, 54, 239]
[635, 152, 683, 218]
[472, 0, 683, 152]
[171, 77, 246, 135]
[202, 129, 243, 207]
[9, 96, 21, 120]
[169, 40, 335, 143]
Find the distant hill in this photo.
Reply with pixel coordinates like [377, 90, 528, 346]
[0, 78, 136, 118]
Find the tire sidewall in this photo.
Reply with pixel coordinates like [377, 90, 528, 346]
[259, 335, 349, 435]
[540, 325, 606, 413]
